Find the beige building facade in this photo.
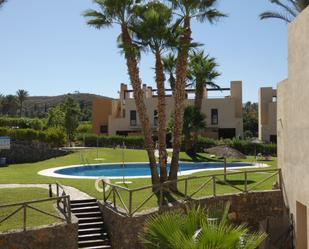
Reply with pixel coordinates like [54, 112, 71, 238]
[258, 87, 277, 142]
[277, 6, 309, 249]
[93, 81, 243, 139]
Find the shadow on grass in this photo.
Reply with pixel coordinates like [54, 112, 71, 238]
[180, 152, 221, 162]
[216, 180, 256, 186]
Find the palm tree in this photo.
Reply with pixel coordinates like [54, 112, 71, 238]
[182, 106, 206, 153]
[167, 0, 226, 188]
[83, 0, 160, 185]
[188, 50, 221, 111]
[2, 95, 18, 116]
[131, 2, 176, 183]
[260, 0, 309, 23]
[162, 53, 177, 90]
[187, 51, 221, 154]
[140, 204, 266, 249]
[16, 89, 29, 117]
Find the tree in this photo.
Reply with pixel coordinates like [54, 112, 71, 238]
[187, 50, 221, 153]
[84, 0, 160, 185]
[140, 204, 266, 249]
[188, 51, 221, 111]
[63, 97, 81, 146]
[1, 95, 18, 116]
[131, 2, 177, 183]
[163, 53, 177, 90]
[182, 106, 206, 154]
[260, 0, 309, 23]
[243, 102, 258, 138]
[168, 0, 226, 187]
[45, 105, 65, 129]
[16, 89, 29, 117]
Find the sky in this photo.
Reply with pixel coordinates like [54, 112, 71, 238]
[0, 0, 288, 102]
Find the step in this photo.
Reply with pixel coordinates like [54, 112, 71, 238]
[71, 202, 98, 209]
[72, 206, 101, 213]
[78, 217, 103, 224]
[78, 228, 105, 236]
[79, 221, 104, 230]
[78, 239, 110, 248]
[74, 212, 102, 219]
[70, 199, 97, 204]
[79, 245, 112, 249]
[78, 233, 106, 241]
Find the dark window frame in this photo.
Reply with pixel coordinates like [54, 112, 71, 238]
[154, 110, 158, 126]
[211, 109, 218, 125]
[130, 110, 137, 126]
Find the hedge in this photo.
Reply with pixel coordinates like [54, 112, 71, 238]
[0, 117, 44, 130]
[0, 127, 66, 147]
[81, 134, 145, 149]
[80, 134, 277, 156]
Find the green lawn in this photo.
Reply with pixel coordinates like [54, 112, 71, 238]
[0, 188, 59, 232]
[0, 148, 278, 213]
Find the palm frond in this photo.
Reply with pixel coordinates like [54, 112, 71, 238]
[195, 9, 227, 24]
[0, 0, 6, 8]
[83, 10, 113, 28]
[260, 11, 293, 22]
[140, 204, 266, 249]
[270, 0, 298, 17]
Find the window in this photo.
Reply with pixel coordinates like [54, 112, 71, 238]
[100, 125, 108, 134]
[154, 110, 158, 126]
[130, 110, 137, 126]
[122, 109, 126, 118]
[211, 109, 218, 125]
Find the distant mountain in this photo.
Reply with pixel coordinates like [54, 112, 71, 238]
[24, 93, 112, 120]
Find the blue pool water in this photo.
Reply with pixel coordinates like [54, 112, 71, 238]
[55, 162, 253, 178]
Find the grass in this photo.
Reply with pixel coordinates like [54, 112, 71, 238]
[0, 188, 59, 232]
[0, 148, 278, 213]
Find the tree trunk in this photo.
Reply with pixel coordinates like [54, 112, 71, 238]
[194, 81, 204, 111]
[121, 24, 159, 185]
[191, 80, 205, 154]
[20, 102, 23, 117]
[155, 49, 168, 183]
[169, 16, 192, 190]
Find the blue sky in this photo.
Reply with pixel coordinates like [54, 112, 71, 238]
[0, 0, 288, 102]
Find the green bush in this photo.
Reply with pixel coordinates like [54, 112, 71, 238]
[44, 128, 67, 147]
[196, 137, 277, 156]
[83, 134, 145, 149]
[0, 127, 66, 147]
[76, 122, 92, 134]
[81, 134, 277, 156]
[0, 117, 44, 130]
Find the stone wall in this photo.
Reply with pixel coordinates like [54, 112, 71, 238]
[99, 190, 285, 249]
[0, 221, 78, 249]
[0, 141, 68, 164]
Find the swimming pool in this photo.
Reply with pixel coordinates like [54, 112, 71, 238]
[38, 162, 265, 179]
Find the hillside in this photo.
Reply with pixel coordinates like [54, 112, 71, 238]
[24, 93, 112, 120]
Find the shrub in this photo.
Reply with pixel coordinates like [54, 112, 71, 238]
[30, 118, 44, 130]
[80, 134, 277, 156]
[0, 117, 44, 130]
[76, 122, 92, 134]
[83, 134, 145, 149]
[45, 128, 67, 147]
[0, 127, 66, 147]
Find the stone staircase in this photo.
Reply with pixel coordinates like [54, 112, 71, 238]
[70, 199, 112, 249]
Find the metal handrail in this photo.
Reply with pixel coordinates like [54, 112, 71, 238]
[102, 169, 282, 216]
